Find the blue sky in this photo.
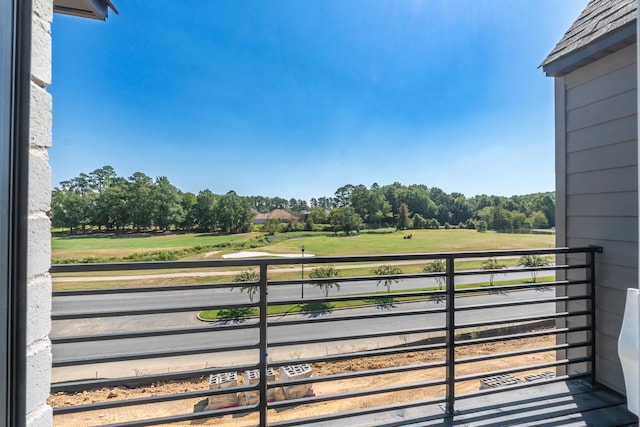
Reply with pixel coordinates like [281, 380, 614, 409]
[50, 1, 587, 201]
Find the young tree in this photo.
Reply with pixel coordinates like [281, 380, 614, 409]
[304, 216, 315, 231]
[482, 257, 505, 286]
[396, 203, 411, 230]
[372, 264, 403, 293]
[518, 255, 550, 283]
[423, 259, 446, 290]
[308, 265, 340, 297]
[233, 269, 260, 302]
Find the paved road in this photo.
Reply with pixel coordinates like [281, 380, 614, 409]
[51, 275, 557, 382]
[51, 271, 534, 323]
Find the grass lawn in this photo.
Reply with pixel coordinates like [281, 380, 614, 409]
[261, 229, 554, 257]
[51, 232, 263, 260]
[51, 229, 555, 291]
[51, 257, 540, 291]
[198, 275, 555, 321]
[52, 229, 554, 260]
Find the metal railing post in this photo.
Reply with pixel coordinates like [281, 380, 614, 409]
[259, 262, 269, 425]
[588, 247, 598, 386]
[445, 256, 456, 415]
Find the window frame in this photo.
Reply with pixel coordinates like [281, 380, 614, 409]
[0, 0, 31, 425]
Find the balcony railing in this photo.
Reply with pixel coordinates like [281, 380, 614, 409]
[49, 246, 600, 426]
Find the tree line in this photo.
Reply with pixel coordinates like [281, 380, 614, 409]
[51, 166, 555, 234]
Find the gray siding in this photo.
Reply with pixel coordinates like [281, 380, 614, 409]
[556, 44, 638, 393]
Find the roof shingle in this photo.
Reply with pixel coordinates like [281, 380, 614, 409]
[542, 0, 636, 72]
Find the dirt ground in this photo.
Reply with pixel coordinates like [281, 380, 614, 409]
[49, 335, 556, 426]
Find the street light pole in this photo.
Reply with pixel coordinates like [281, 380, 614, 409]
[301, 245, 305, 299]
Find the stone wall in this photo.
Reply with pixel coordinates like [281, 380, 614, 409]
[26, 0, 53, 425]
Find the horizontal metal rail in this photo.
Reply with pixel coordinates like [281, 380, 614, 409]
[51, 321, 259, 344]
[268, 360, 447, 389]
[456, 341, 592, 365]
[50, 362, 259, 393]
[268, 377, 448, 410]
[455, 310, 589, 330]
[269, 325, 447, 348]
[53, 342, 259, 367]
[455, 357, 591, 382]
[50, 246, 600, 426]
[268, 341, 449, 367]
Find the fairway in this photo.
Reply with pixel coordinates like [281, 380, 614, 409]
[52, 229, 554, 262]
[264, 229, 554, 257]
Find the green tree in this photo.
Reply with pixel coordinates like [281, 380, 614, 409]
[308, 265, 340, 297]
[87, 165, 117, 192]
[304, 216, 315, 231]
[366, 186, 392, 227]
[91, 178, 128, 231]
[51, 188, 86, 233]
[482, 257, 505, 286]
[350, 184, 370, 220]
[372, 264, 403, 293]
[396, 203, 411, 230]
[193, 189, 217, 231]
[333, 184, 355, 208]
[57, 176, 95, 232]
[423, 259, 446, 290]
[510, 211, 530, 230]
[412, 213, 427, 229]
[531, 193, 555, 227]
[180, 192, 197, 230]
[262, 218, 281, 235]
[529, 211, 549, 229]
[234, 269, 260, 302]
[406, 184, 437, 220]
[519, 255, 551, 283]
[427, 218, 440, 229]
[127, 172, 157, 231]
[153, 176, 184, 231]
[477, 206, 512, 232]
[215, 190, 254, 233]
[309, 206, 328, 224]
[330, 207, 363, 236]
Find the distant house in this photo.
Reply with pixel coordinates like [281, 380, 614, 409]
[541, 0, 636, 394]
[298, 210, 311, 223]
[252, 208, 296, 225]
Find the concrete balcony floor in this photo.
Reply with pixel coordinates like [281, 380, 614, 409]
[299, 380, 638, 427]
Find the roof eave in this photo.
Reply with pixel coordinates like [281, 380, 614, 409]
[53, 0, 118, 21]
[542, 20, 637, 77]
